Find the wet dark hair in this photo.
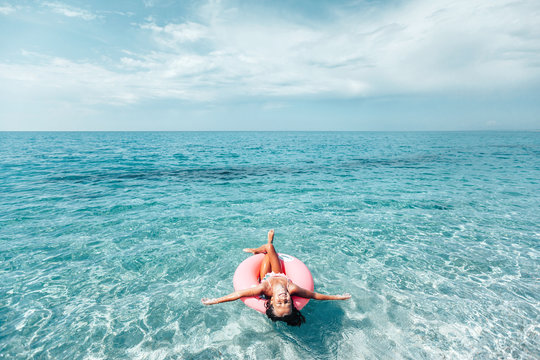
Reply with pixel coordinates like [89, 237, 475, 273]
[265, 299, 306, 327]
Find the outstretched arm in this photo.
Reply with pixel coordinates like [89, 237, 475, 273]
[290, 284, 351, 301]
[201, 284, 265, 305]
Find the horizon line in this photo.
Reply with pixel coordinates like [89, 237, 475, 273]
[1, 129, 538, 133]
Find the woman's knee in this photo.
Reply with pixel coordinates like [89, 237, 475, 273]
[265, 243, 276, 253]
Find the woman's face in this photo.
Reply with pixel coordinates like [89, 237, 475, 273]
[271, 291, 293, 317]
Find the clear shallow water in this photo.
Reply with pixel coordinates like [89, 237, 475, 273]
[0, 131, 539, 359]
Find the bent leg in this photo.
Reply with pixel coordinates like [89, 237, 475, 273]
[258, 243, 283, 280]
[259, 230, 282, 279]
[264, 242, 282, 275]
[245, 230, 283, 280]
[259, 254, 271, 281]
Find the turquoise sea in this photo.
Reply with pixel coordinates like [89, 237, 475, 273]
[0, 131, 539, 359]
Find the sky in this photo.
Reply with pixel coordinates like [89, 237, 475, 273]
[0, 0, 539, 131]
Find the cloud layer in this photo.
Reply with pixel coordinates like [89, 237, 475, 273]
[43, 2, 97, 20]
[1, 0, 539, 114]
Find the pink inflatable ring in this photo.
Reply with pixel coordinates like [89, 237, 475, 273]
[233, 253, 314, 313]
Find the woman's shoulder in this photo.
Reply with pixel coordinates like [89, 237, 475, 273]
[260, 279, 271, 291]
[259, 281, 273, 297]
[287, 280, 301, 293]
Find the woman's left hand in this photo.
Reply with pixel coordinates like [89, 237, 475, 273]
[201, 298, 218, 305]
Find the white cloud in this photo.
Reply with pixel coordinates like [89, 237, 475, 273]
[0, 3, 15, 15]
[130, 0, 540, 99]
[140, 22, 209, 46]
[1, 0, 539, 107]
[43, 2, 97, 20]
[102, 10, 134, 17]
[143, 0, 155, 8]
[0, 51, 213, 105]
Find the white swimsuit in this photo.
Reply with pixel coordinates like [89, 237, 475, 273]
[261, 272, 289, 282]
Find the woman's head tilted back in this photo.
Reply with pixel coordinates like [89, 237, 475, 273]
[265, 299, 306, 326]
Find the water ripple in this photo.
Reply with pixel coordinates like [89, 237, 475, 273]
[0, 131, 539, 359]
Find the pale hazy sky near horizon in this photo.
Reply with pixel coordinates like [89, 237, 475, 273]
[1, 0, 539, 131]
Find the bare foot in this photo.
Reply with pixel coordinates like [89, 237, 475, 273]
[243, 231, 274, 254]
[243, 244, 267, 254]
[268, 229, 274, 244]
[243, 243, 271, 254]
